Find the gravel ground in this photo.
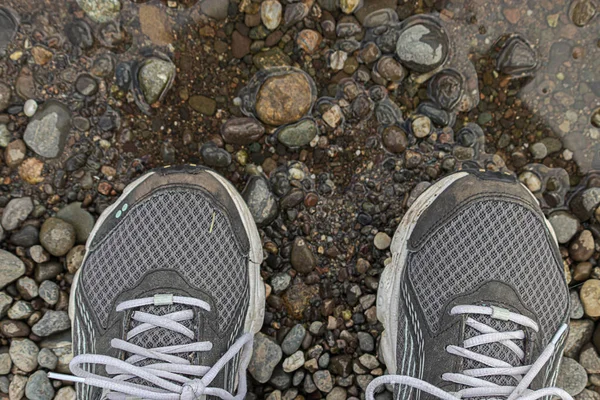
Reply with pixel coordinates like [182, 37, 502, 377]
[0, 0, 599, 399]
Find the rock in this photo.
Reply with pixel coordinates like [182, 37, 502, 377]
[271, 273, 291, 293]
[327, 387, 347, 400]
[376, 56, 406, 82]
[32, 311, 71, 337]
[548, 211, 580, 244]
[249, 333, 283, 383]
[571, 291, 584, 319]
[0, 7, 19, 54]
[570, 230, 595, 261]
[19, 157, 45, 184]
[221, 118, 264, 145]
[0, 82, 11, 112]
[282, 324, 307, 355]
[496, 35, 538, 76]
[284, 2, 309, 25]
[9, 338, 39, 372]
[242, 176, 279, 227]
[0, 250, 26, 288]
[410, 115, 433, 139]
[75, 74, 99, 96]
[232, 31, 251, 59]
[262, 0, 282, 30]
[340, 0, 362, 13]
[382, 125, 408, 154]
[577, 389, 600, 400]
[358, 332, 375, 352]
[355, 0, 397, 27]
[17, 276, 38, 299]
[374, 232, 391, 250]
[570, 0, 597, 27]
[571, 187, 600, 221]
[200, 0, 229, 20]
[283, 351, 305, 373]
[137, 57, 176, 107]
[330, 51, 348, 71]
[566, 319, 594, 358]
[40, 217, 76, 257]
[322, 105, 343, 128]
[139, 4, 173, 46]
[277, 119, 318, 148]
[9, 374, 27, 400]
[0, 320, 30, 337]
[25, 371, 54, 400]
[39, 280, 60, 305]
[189, 95, 217, 116]
[428, 69, 464, 111]
[56, 203, 95, 243]
[581, 279, 600, 317]
[66, 245, 86, 274]
[0, 292, 12, 317]
[10, 225, 39, 247]
[1, 197, 33, 231]
[297, 30, 322, 54]
[76, 0, 121, 23]
[291, 238, 317, 274]
[16, 66, 36, 100]
[65, 20, 93, 50]
[0, 351, 11, 375]
[255, 70, 315, 126]
[4, 139, 26, 167]
[31, 46, 53, 66]
[313, 370, 333, 393]
[395, 17, 449, 73]
[0, 124, 9, 147]
[530, 142, 548, 159]
[200, 142, 231, 168]
[23, 100, 72, 158]
[55, 387, 76, 400]
[283, 281, 319, 320]
[359, 353, 379, 370]
[37, 348, 58, 370]
[253, 48, 292, 69]
[8, 300, 33, 319]
[556, 357, 587, 396]
[519, 171, 542, 193]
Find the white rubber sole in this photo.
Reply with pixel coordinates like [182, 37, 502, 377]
[68, 166, 265, 337]
[376, 171, 560, 375]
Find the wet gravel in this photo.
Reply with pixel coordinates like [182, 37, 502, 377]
[0, 0, 599, 399]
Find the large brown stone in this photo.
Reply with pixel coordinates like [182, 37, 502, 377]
[255, 72, 313, 126]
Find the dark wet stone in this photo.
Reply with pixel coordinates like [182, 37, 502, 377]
[0, 7, 19, 54]
[91, 53, 115, 78]
[32, 311, 70, 337]
[416, 102, 454, 127]
[75, 74, 99, 96]
[242, 176, 279, 227]
[65, 20, 94, 49]
[358, 42, 381, 64]
[200, 0, 229, 20]
[355, 0, 398, 27]
[0, 82, 11, 112]
[280, 189, 305, 209]
[351, 94, 374, 121]
[253, 48, 292, 69]
[284, 2, 309, 26]
[115, 62, 132, 90]
[277, 119, 318, 148]
[200, 142, 231, 168]
[456, 123, 485, 153]
[428, 69, 464, 110]
[336, 15, 362, 38]
[375, 28, 400, 53]
[330, 354, 352, 377]
[395, 16, 449, 73]
[23, 100, 72, 158]
[376, 56, 406, 82]
[221, 118, 264, 145]
[97, 21, 129, 49]
[375, 99, 404, 126]
[570, 0, 597, 27]
[282, 324, 306, 355]
[291, 237, 317, 274]
[232, 31, 251, 59]
[137, 56, 176, 107]
[189, 95, 217, 116]
[65, 153, 88, 172]
[382, 125, 408, 153]
[496, 35, 538, 76]
[9, 225, 39, 248]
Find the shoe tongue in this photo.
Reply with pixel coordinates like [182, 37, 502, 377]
[128, 303, 198, 366]
[462, 314, 525, 388]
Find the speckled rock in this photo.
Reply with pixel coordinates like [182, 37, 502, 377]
[291, 238, 317, 274]
[556, 357, 587, 396]
[56, 202, 95, 243]
[255, 71, 315, 126]
[32, 311, 71, 337]
[581, 279, 600, 317]
[249, 333, 283, 383]
[277, 119, 318, 148]
[548, 211, 580, 244]
[25, 370, 54, 400]
[261, 0, 282, 30]
[0, 249, 26, 288]
[282, 324, 307, 355]
[395, 17, 449, 73]
[9, 338, 39, 372]
[242, 176, 279, 227]
[76, 0, 121, 23]
[570, 230, 595, 262]
[221, 118, 265, 145]
[566, 319, 594, 358]
[1, 197, 33, 231]
[40, 217, 76, 257]
[23, 100, 72, 158]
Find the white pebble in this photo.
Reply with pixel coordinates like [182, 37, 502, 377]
[563, 149, 573, 161]
[24, 99, 38, 117]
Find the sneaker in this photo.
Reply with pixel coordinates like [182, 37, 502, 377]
[367, 170, 570, 400]
[49, 165, 264, 399]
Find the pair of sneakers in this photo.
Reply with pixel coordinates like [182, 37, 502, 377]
[48, 165, 571, 400]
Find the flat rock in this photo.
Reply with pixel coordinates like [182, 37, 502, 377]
[282, 324, 307, 355]
[1, 196, 33, 231]
[9, 338, 39, 372]
[277, 119, 318, 148]
[0, 249, 26, 288]
[25, 371, 54, 400]
[242, 176, 279, 227]
[249, 333, 283, 383]
[221, 118, 264, 145]
[556, 357, 587, 396]
[548, 211, 580, 244]
[23, 100, 72, 158]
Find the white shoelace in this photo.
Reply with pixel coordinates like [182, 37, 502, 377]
[49, 295, 253, 400]
[366, 305, 572, 400]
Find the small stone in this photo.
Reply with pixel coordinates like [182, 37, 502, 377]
[570, 230, 595, 261]
[581, 279, 600, 317]
[76, 0, 121, 23]
[576, 389, 600, 400]
[580, 345, 600, 373]
[138, 57, 176, 106]
[0, 82, 12, 112]
[530, 142, 548, 159]
[570, 0, 597, 27]
[322, 105, 343, 128]
[376, 56, 406, 82]
[16, 276, 38, 300]
[75, 74, 99, 96]
[574, 262, 593, 281]
[253, 48, 292, 69]
[242, 176, 278, 227]
[1, 197, 33, 231]
[359, 353, 379, 370]
[277, 119, 318, 148]
[283, 281, 319, 320]
[231, 31, 251, 59]
[221, 118, 264, 145]
[284, 2, 309, 25]
[329, 51, 348, 71]
[9, 374, 27, 400]
[200, 0, 229, 20]
[411, 115, 432, 138]
[8, 300, 33, 319]
[374, 232, 391, 250]
[56, 202, 95, 243]
[0, 292, 12, 317]
[297, 30, 322, 54]
[283, 351, 305, 373]
[200, 143, 231, 168]
[327, 387, 347, 400]
[519, 171, 542, 193]
[249, 333, 283, 383]
[31, 46, 53, 66]
[54, 387, 76, 400]
[25, 370, 54, 400]
[37, 348, 58, 370]
[291, 238, 317, 274]
[548, 211, 580, 244]
[189, 95, 217, 116]
[0, 320, 30, 337]
[39, 280, 60, 305]
[496, 35, 538, 76]
[0, 249, 26, 288]
[395, 18, 449, 73]
[255, 71, 315, 126]
[382, 125, 408, 154]
[5, 139, 26, 168]
[572, 187, 600, 221]
[358, 332, 375, 352]
[313, 370, 333, 393]
[40, 217, 76, 257]
[261, 0, 282, 30]
[340, 0, 362, 14]
[0, 352, 11, 375]
[139, 4, 173, 46]
[66, 245, 86, 274]
[556, 357, 587, 396]
[571, 291, 584, 319]
[23, 100, 72, 158]
[9, 338, 39, 372]
[282, 324, 307, 355]
[32, 310, 71, 337]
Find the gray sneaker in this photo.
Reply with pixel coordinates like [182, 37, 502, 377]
[49, 165, 264, 400]
[367, 170, 570, 400]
